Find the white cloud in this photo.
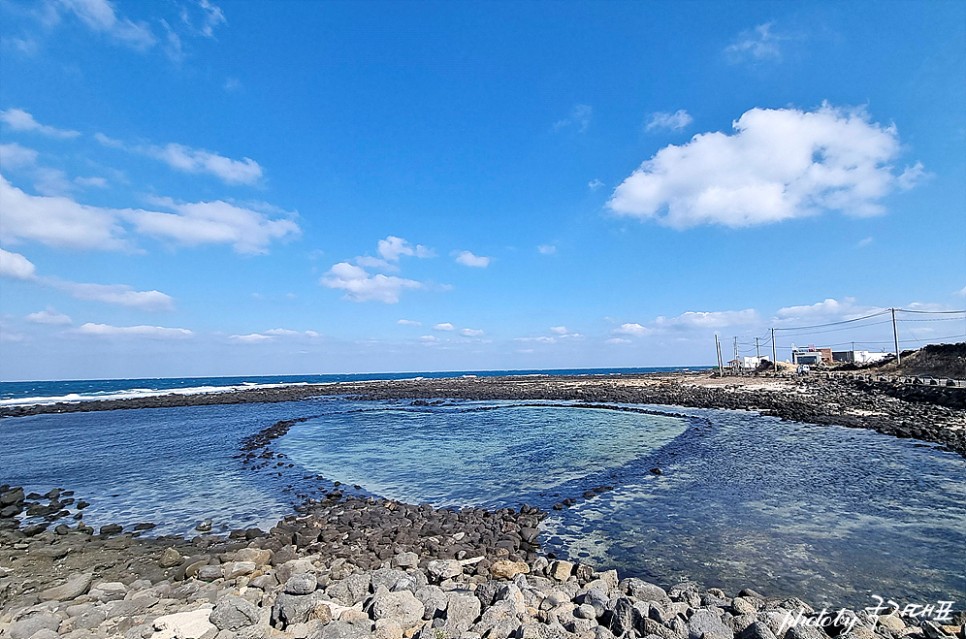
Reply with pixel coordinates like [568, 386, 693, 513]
[149, 143, 262, 185]
[0, 142, 39, 168]
[57, 0, 157, 50]
[615, 323, 650, 336]
[606, 337, 632, 345]
[377, 236, 434, 262]
[127, 198, 300, 254]
[725, 22, 784, 63]
[0, 248, 37, 280]
[537, 244, 557, 255]
[74, 176, 108, 188]
[76, 323, 192, 339]
[0, 174, 129, 249]
[554, 104, 593, 133]
[550, 326, 569, 335]
[455, 250, 491, 268]
[26, 308, 72, 325]
[397, 319, 421, 326]
[461, 328, 484, 337]
[0, 247, 173, 310]
[645, 110, 693, 132]
[56, 281, 174, 311]
[223, 77, 242, 92]
[587, 179, 604, 191]
[0, 108, 80, 138]
[655, 309, 759, 329]
[857, 236, 874, 248]
[609, 104, 918, 229]
[183, 0, 226, 38]
[264, 328, 319, 338]
[230, 333, 274, 343]
[434, 322, 455, 331]
[419, 335, 438, 343]
[320, 262, 422, 303]
[2, 175, 299, 253]
[515, 336, 557, 344]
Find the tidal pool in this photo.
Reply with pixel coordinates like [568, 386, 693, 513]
[280, 401, 966, 609]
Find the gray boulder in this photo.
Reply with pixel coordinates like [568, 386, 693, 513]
[369, 588, 424, 630]
[286, 572, 319, 595]
[688, 609, 733, 639]
[444, 591, 482, 633]
[326, 573, 371, 606]
[39, 573, 93, 601]
[210, 594, 261, 631]
[9, 611, 61, 639]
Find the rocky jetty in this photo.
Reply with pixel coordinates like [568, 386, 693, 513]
[2, 487, 962, 639]
[1, 373, 962, 457]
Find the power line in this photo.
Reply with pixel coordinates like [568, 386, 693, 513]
[773, 310, 891, 332]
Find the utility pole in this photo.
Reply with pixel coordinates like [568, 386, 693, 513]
[755, 337, 760, 359]
[891, 308, 901, 365]
[771, 328, 778, 373]
[733, 336, 739, 373]
[715, 335, 724, 375]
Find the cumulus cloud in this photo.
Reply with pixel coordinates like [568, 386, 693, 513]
[606, 337, 632, 345]
[609, 104, 920, 228]
[434, 322, 455, 331]
[587, 179, 604, 191]
[645, 110, 693, 132]
[725, 22, 784, 63]
[0, 174, 130, 250]
[615, 323, 650, 337]
[460, 328, 484, 337]
[397, 319, 421, 327]
[76, 323, 192, 338]
[0, 248, 38, 280]
[320, 262, 422, 303]
[321, 236, 436, 303]
[26, 308, 72, 325]
[455, 250, 491, 268]
[554, 104, 593, 133]
[378, 236, 433, 262]
[0, 108, 80, 138]
[128, 198, 300, 254]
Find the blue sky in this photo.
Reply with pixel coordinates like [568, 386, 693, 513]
[1, 0, 964, 380]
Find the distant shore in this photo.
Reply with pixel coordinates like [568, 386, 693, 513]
[2, 371, 964, 457]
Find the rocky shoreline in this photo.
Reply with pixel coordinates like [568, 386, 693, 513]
[2, 484, 963, 639]
[2, 373, 964, 457]
[2, 374, 964, 638]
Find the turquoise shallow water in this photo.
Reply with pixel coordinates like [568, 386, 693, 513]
[0, 398, 963, 609]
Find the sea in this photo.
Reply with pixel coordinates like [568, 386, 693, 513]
[0, 367, 700, 406]
[1, 368, 963, 610]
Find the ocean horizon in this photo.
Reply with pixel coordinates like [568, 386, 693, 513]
[0, 365, 712, 405]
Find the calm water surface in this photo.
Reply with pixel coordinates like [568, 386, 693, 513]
[0, 398, 962, 609]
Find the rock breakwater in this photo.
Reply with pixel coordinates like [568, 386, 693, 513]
[2, 486, 962, 639]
